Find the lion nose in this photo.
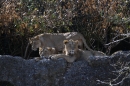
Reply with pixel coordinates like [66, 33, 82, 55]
[69, 50, 75, 55]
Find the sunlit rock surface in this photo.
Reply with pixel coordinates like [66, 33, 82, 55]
[0, 51, 130, 86]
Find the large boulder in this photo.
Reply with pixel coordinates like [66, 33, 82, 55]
[0, 55, 67, 86]
[0, 51, 130, 86]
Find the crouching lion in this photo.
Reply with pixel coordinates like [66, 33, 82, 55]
[39, 47, 56, 57]
[51, 39, 106, 62]
[34, 47, 56, 61]
[29, 32, 94, 56]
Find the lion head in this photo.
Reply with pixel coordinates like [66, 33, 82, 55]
[63, 39, 79, 56]
[39, 47, 56, 57]
[29, 36, 41, 51]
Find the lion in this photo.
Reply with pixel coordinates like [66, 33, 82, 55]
[51, 39, 80, 62]
[51, 39, 106, 62]
[39, 47, 56, 57]
[34, 47, 56, 61]
[29, 32, 94, 55]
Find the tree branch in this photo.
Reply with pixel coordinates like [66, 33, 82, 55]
[105, 35, 130, 46]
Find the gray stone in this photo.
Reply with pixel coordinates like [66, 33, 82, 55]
[0, 51, 130, 86]
[0, 55, 67, 86]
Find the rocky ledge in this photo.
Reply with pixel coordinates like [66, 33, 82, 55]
[0, 51, 130, 86]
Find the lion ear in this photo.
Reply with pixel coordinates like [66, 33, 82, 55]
[51, 47, 55, 51]
[63, 40, 69, 44]
[46, 47, 52, 51]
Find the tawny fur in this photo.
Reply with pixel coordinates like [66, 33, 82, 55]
[51, 39, 106, 62]
[29, 32, 94, 55]
[39, 47, 56, 57]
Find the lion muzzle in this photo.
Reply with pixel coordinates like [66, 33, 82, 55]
[68, 50, 75, 56]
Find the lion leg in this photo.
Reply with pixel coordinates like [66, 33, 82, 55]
[34, 57, 42, 61]
[64, 56, 76, 62]
[51, 54, 67, 59]
[51, 54, 76, 62]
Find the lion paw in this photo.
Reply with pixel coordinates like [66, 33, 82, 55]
[50, 56, 55, 59]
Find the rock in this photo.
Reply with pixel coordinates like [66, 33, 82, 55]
[0, 55, 67, 86]
[0, 51, 130, 86]
[87, 56, 111, 67]
[64, 60, 115, 86]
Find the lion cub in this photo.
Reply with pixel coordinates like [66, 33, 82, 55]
[51, 39, 106, 62]
[35, 47, 56, 61]
[39, 47, 56, 57]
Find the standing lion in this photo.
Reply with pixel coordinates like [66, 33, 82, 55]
[29, 32, 94, 57]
